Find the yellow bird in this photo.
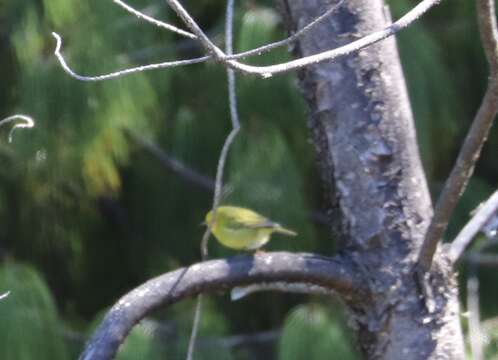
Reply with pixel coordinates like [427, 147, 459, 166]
[205, 206, 297, 251]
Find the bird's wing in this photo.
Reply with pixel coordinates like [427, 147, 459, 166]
[245, 220, 280, 229]
[222, 209, 277, 230]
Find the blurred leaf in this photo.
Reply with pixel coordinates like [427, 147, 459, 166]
[115, 324, 166, 360]
[278, 303, 357, 360]
[162, 298, 233, 360]
[0, 262, 68, 360]
[389, 0, 460, 178]
[483, 318, 498, 359]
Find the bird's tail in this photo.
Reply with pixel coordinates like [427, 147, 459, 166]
[274, 226, 297, 236]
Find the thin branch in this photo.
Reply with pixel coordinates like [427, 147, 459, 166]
[164, 0, 225, 58]
[467, 261, 483, 360]
[467, 253, 498, 267]
[459, 240, 498, 358]
[477, 0, 498, 73]
[54, 0, 440, 81]
[186, 1, 241, 358]
[0, 291, 9, 301]
[198, 0, 242, 259]
[463, 238, 498, 265]
[128, 131, 331, 227]
[78, 252, 364, 360]
[185, 292, 203, 360]
[197, 0, 242, 258]
[53, 0, 346, 82]
[417, 0, 498, 272]
[112, 0, 196, 39]
[55, 0, 346, 82]
[225, 0, 346, 60]
[125, 130, 215, 191]
[52, 32, 210, 82]
[461, 245, 497, 360]
[166, 0, 442, 78]
[226, 0, 443, 76]
[481, 213, 498, 239]
[0, 114, 35, 142]
[450, 189, 498, 262]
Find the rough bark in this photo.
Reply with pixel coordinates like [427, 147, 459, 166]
[277, 0, 465, 358]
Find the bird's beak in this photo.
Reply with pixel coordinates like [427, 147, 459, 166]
[200, 221, 206, 226]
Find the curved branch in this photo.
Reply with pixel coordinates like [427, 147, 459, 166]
[450, 189, 498, 262]
[167, 0, 442, 77]
[227, 0, 442, 77]
[224, 0, 346, 60]
[0, 114, 35, 142]
[417, 0, 498, 272]
[112, 0, 196, 39]
[52, 32, 210, 82]
[78, 252, 363, 360]
[125, 129, 216, 191]
[0, 291, 9, 301]
[54, 0, 441, 81]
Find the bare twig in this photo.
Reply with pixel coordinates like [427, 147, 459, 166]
[467, 261, 483, 360]
[450, 190, 498, 262]
[55, 0, 440, 81]
[185, 292, 203, 360]
[225, 0, 346, 60]
[186, 1, 241, 358]
[0, 291, 10, 301]
[417, 0, 498, 272]
[112, 0, 196, 39]
[224, 0, 444, 77]
[0, 114, 35, 143]
[165, 0, 442, 77]
[52, 32, 210, 82]
[125, 130, 215, 191]
[460, 240, 498, 358]
[126, 130, 332, 227]
[78, 252, 363, 360]
[53, 0, 346, 82]
[165, 0, 442, 75]
[58, 0, 346, 81]
[461, 241, 498, 360]
[464, 238, 498, 265]
[164, 0, 225, 59]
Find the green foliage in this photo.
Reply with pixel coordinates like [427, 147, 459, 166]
[0, 262, 68, 360]
[1, 0, 165, 315]
[0, 0, 497, 359]
[164, 299, 234, 360]
[484, 319, 498, 359]
[11, 1, 159, 195]
[387, 0, 462, 180]
[115, 324, 166, 360]
[85, 298, 234, 359]
[278, 303, 358, 360]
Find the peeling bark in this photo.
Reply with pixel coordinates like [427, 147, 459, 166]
[277, 0, 465, 358]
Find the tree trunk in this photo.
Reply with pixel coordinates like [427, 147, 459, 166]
[277, 0, 465, 358]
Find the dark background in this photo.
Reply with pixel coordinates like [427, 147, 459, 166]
[0, 0, 497, 358]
